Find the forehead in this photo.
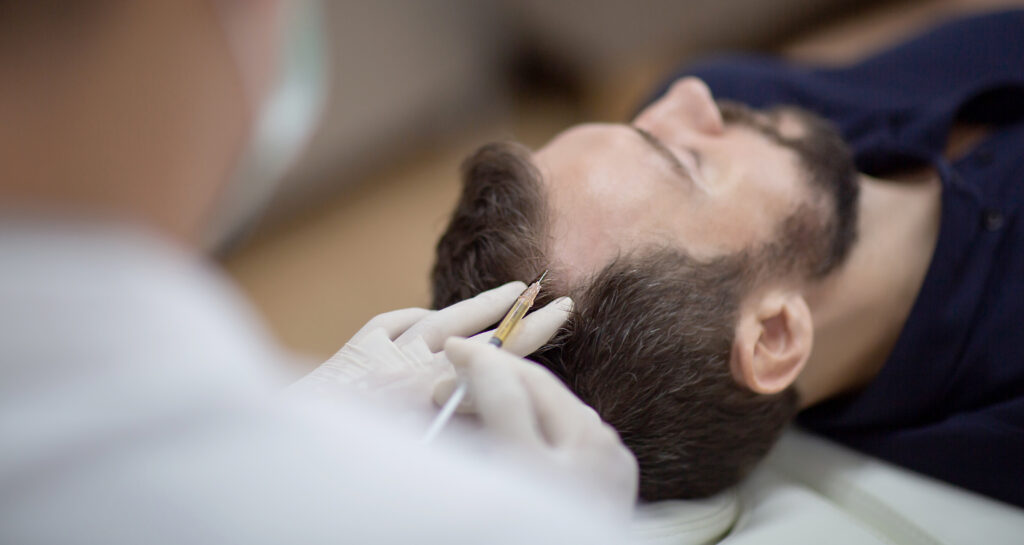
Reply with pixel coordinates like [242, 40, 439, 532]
[534, 124, 687, 281]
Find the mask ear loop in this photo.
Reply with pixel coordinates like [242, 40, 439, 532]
[204, 0, 329, 252]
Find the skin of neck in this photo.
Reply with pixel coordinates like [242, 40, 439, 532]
[794, 172, 942, 408]
[0, 2, 249, 246]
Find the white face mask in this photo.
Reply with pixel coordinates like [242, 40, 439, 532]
[204, 0, 328, 251]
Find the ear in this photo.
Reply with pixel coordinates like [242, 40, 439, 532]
[730, 290, 813, 394]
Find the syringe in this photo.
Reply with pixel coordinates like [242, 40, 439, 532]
[421, 271, 548, 443]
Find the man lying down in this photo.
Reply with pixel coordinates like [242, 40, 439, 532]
[431, 10, 1024, 508]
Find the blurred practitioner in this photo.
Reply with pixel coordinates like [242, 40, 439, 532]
[0, 2, 637, 544]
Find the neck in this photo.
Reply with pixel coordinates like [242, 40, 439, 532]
[795, 173, 941, 408]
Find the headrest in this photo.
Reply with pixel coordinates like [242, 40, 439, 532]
[632, 490, 739, 545]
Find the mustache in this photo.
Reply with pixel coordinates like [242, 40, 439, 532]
[716, 99, 805, 145]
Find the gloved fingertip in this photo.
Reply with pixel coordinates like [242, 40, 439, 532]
[432, 376, 457, 407]
[442, 336, 474, 363]
[503, 280, 528, 290]
[490, 281, 527, 297]
[554, 296, 574, 312]
[444, 336, 499, 368]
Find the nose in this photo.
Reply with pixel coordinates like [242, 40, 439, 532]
[634, 77, 724, 136]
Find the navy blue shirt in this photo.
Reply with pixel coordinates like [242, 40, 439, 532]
[654, 11, 1024, 507]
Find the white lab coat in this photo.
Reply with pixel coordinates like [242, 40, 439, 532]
[0, 219, 624, 544]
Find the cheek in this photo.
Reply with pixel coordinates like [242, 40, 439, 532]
[688, 157, 802, 252]
[551, 189, 685, 280]
[678, 206, 768, 257]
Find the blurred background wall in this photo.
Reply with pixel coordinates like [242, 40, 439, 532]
[221, 0, 1022, 364]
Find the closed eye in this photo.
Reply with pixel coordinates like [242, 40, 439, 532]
[631, 126, 698, 186]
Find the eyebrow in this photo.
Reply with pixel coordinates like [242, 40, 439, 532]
[630, 126, 692, 184]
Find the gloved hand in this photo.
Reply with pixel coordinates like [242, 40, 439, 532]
[294, 280, 638, 514]
[292, 281, 572, 413]
[436, 337, 640, 516]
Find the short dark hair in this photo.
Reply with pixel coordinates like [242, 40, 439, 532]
[432, 143, 551, 305]
[432, 107, 856, 500]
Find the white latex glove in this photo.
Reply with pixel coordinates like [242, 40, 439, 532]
[292, 281, 572, 413]
[436, 337, 640, 517]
